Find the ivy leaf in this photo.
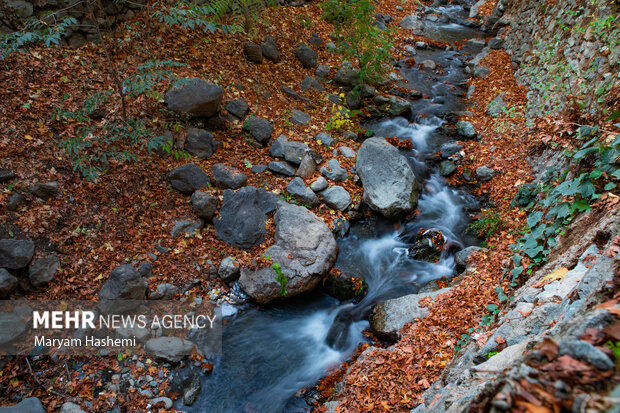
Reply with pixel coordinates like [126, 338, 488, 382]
[527, 211, 543, 228]
[604, 182, 617, 190]
[577, 180, 595, 198]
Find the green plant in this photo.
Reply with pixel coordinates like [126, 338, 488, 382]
[0, 15, 78, 60]
[510, 130, 620, 284]
[325, 99, 358, 132]
[480, 303, 500, 326]
[210, 0, 276, 34]
[272, 262, 287, 297]
[319, 0, 393, 89]
[605, 340, 620, 360]
[468, 208, 504, 241]
[152, 0, 222, 33]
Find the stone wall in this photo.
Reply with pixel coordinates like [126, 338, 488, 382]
[1, 0, 146, 47]
[488, 0, 619, 117]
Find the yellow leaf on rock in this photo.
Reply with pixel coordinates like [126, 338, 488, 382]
[541, 267, 569, 282]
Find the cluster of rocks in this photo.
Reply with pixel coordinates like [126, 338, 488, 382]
[0, 238, 59, 297]
[0, 0, 148, 48]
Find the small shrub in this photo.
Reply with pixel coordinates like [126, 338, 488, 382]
[469, 208, 504, 240]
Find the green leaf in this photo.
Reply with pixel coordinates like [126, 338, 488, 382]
[486, 304, 498, 311]
[589, 169, 603, 180]
[607, 108, 620, 121]
[604, 182, 617, 190]
[527, 211, 543, 228]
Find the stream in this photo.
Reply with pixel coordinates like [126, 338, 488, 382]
[186, 3, 483, 412]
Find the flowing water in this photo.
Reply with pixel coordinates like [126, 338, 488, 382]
[187, 3, 483, 412]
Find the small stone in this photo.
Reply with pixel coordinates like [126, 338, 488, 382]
[487, 93, 507, 117]
[291, 109, 311, 125]
[315, 132, 334, 146]
[60, 401, 87, 413]
[225, 100, 250, 119]
[296, 43, 318, 68]
[191, 191, 218, 220]
[168, 164, 210, 194]
[439, 160, 457, 176]
[261, 35, 281, 62]
[473, 66, 490, 78]
[310, 177, 329, 192]
[320, 159, 348, 181]
[0, 239, 35, 269]
[150, 397, 173, 409]
[29, 181, 58, 199]
[320, 186, 352, 211]
[243, 117, 274, 144]
[440, 143, 463, 158]
[139, 262, 153, 277]
[211, 163, 248, 189]
[455, 246, 484, 271]
[0, 169, 15, 182]
[145, 337, 194, 363]
[316, 64, 330, 78]
[218, 257, 240, 282]
[308, 33, 323, 47]
[343, 130, 358, 141]
[476, 166, 496, 181]
[7, 193, 24, 211]
[421, 59, 436, 70]
[151, 283, 178, 300]
[339, 146, 356, 159]
[300, 75, 325, 92]
[186, 128, 218, 159]
[171, 219, 203, 237]
[28, 256, 60, 287]
[488, 37, 504, 49]
[456, 121, 476, 138]
[268, 161, 296, 176]
[287, 177, 319, 207]
[243, 41, 263, 64]
[415, 41, 427, 48]
[251, 165, 268, 174]
[296, 154, 316, 178]
[0, 268, 18, 298]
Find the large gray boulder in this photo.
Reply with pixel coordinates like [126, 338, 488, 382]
[356, 138, 420, 218]
[214, 187, 277, 250]
[0, 239, 34, 269]
[164, 78, 223, 118]
[369, 288, 450, 341]
[168, 164, 210, 194]
[0, 397, 45, 413]
[98, 265, 146, 300]
[145, 337, 194, 363]
[238, 201, 337, 305]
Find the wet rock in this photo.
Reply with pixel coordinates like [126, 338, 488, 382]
[99, 265, 146, 300]
[287, 177, 319, 207]
[191, 191, 218, 220]
[243, 41, 263, 63]
[187, 128, 218, 159]
[28, 256, 60, 287]
[476, 166, 496, 181]
[559, 340, 614, 370]
[268, 161, 296, 176]
[0, 169, 15, 182]
[456, 121, 476, 138]
[171, 219, 203, 237]
[151, 283, 178, 300]
[214, 187, 277, 249]
[150, 397, 173, 409]
[315, 132, 334, 146]
[168, 164, 210, 194]
[182, 372, 201, 405]
[356, 137, 419, 218]
[320, 159, 348, 182]
[225, 99, 250, 120]
[415, 41, 427, 48]
[400, 14, 424, 30]
[0, 268, 18, 298]
[373, 95, 410, 117]
[29, 181, 58, 199]
[319, 186, 351, 211]
[218, 257, 240, 282]
[0, 397, 45, 413]
[238, 201, 338, 304]
[261, 35, 281, 62]
[332, 217, 350, 238]
[339, 146, 356, 159]
[296, 154, 316, 178]
[487, 93, 507, 117]
[316, 64, 330, 78]
[421, 59, 437, 70]
[145, 337, 194, 363]
[165, 78, 223, 118]
[60, 402, 87, 413]
[310, 177, 328, 192]
[334, 67, 360, 87]
[455, 246, 484, 272]
[0, 239, 34, 269]
[243, 117, 274, 144]
[211, 163, 247, 189]
[370, 288, 449, 341]
[291, 109, 311, 125]
[323, 272, 362, 301]
[439, 160, 457, 176]
[408, 229, 446, 262]
[441, 143, 463, 158]
[296, 43, 318, 68]
[300, 75, 325, 92]
[488, 37, 505, 49]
